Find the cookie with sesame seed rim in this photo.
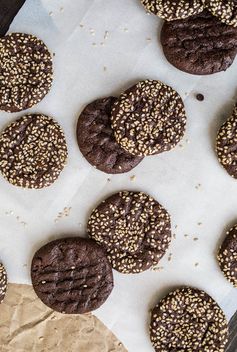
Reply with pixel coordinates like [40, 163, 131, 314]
[0, 33, 53, 112]
[208, 0, 237, 27]
[140, 0, 205, 21]
[0, 114, 68, 189]
[77, 97, 143, 174]
[87, 191, 171, 274]
[161, 10, 237, 75]
[111, 80, 186, 156]
[216, 104, 237, 179]
[0, 263, 7, 303]
[31, 237, 114, 314]
[150, 286, 229, 352]
[218, 225, 237, 287]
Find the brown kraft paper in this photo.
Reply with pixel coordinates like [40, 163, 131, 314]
[0, 283, 127, 352]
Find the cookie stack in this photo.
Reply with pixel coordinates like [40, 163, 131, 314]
[77, 79, 187, 173]
[141, 1, 237, 75]
[31, 190, 172, 313]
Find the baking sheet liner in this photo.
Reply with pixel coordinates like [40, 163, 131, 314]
[0, 0, 236, 351]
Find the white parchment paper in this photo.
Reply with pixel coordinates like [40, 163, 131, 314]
[0, 0, 236, 351]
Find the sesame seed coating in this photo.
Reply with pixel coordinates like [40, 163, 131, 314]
[111, 80, 186, 156]
[216, 104, 237, 179]
[0, 114, 68, 189]
[217, 225, 237, 288]
[150, 287, 229, 352]
[0, 33, 53, 112]
[0, 263, 7, 303]
[87, 191, 171, 274]
[141, 0, 204, 21]
[208, 0, 237, 27]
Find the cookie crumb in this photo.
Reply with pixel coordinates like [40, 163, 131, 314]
[196, 93, 204, 101]
[195, 262, 199, 267]
[193, 237, 199, 241]
[130, 175, 136, 181]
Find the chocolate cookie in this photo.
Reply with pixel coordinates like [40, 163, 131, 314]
[208, 0, 237, 27]
[31, 237, 114, 314]
[216, 104, 237, 179]
[140, 0, 204, 20]
[87, 191, 171, 274]
[0, 33, 53, 112]
[150, 287, 229, 352]
[0, 114, 68, 189]
[161, 10, 237, 75]
[0, 263, 7, 303]
[111, 80, 186, 156]
[77, 97, 143, 174]
[218, 225, 237, 287]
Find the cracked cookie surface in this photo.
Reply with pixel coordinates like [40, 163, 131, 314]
[77, 97, 143, 174]
[31, 237, 114, 314]
[161, 10, 237, 75]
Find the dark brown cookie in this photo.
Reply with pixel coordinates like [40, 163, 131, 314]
[87, 191, 171, 274]
[31, 237, 114, 314]
[150, 287, 229, 352]
[208, 0, 237, 27]
[161, 10, 237, 75]
[216, 104, 237, 179]
[218, 225, 237, 287]
[0, 263, 7, 303]
[77, 97, 143, 174]
[111, 80, 186, 156]
[140, 0, 204, 20]
[0, 33, 53, 112]
[0, 114, 68, 189]
[0, 0, 26, 37]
